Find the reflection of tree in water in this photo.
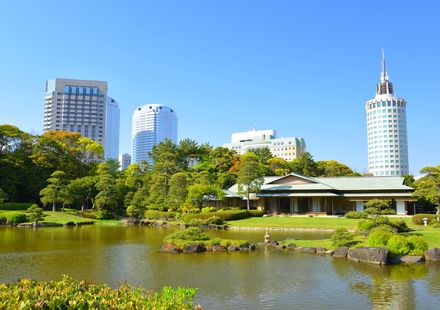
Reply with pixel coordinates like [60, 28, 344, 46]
[426, 262, 440, 301]
[332, 259, 428, 310]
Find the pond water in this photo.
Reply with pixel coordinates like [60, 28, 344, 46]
[1, 226, 440, 309]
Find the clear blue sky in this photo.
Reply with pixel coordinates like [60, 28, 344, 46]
[0, 0, 439, 175]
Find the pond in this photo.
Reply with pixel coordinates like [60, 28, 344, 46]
[1, 226, 440, 309]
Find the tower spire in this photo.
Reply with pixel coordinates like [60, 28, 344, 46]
[380, 48, 389, 82]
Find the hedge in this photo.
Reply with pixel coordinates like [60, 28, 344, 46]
[0, 203, 33, 211]
[0, 211, 28, 225]
[412, 214, 438, 225]
[144, 210, 179, 220]
[0, 275, 198, 309]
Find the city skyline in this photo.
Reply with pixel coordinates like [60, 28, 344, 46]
[1, 1, 439, 175]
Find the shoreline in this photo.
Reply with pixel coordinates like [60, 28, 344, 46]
[228, 226, 336, 232]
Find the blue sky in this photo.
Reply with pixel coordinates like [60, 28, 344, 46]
[0, 0, 439, 175]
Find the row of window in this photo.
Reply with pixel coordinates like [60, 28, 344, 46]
[367, 100, 406, 109]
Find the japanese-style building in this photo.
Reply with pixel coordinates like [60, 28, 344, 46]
[223, 173, 414, 215]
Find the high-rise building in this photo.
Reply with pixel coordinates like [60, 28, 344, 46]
[44, 78, 108, 146]
[118, 153, 131, 171]
[131, 104, 178, 164]
[104, 97, 120, 160]
[223, 129, 306, 161]
[365, 50, 409, 176]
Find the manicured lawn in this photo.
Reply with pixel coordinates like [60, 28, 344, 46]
[228, 216, 359, 230]
[41, 211, 94, 224]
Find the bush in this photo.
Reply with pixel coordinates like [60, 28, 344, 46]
[185, 218, 207, 226]
[357, 219, 376, 231]
[390, 219, 409, 232]
[0, 211, 27, 225]
[387, 235, 411, 256]
[77, 210, 98, 219]
[380, 208, 397, 215]
[26, 204, 44, 223]
[406, 235, 429, 255]
[0, 202, 33, 211]
[206, 217, 225, 225]
[183, 210, 250, 222]
[330, 228, 357, 247]
[164, 227, 210, 244]
[144, 210, 177, 220]
[247, 210, 265, 217]
[368, 229, 395, 247]
[344, 211, 368, 219]
[0, 275, 198, 309]
[412, 214, 438, 225]
[201, 207, 217, 213]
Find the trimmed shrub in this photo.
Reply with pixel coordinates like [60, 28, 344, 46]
[185, 218, 207, 227]
[164, 227, 210, 244]
[390, 219, 409, 232]
[26, 204, 44, 223]
[206, 217, 225, 225]
[330, 228, 356, 247]
[344, 211, 368, 219]
[406, 235, 429, 255]
[144, 210, 177, 221]
[412, 214, 438, 225]
[201, 207, 217, 213]
[380, 208, 397, 215]
[0, 211, 27, 225]
[368, 229, 395, 247]
[247, 210, 265, 217]
[0, 275, 198, 309]
[0, 203, 32, 211]
[387, 235, 411, 256]
[183, 210, 249, 222]
[357, 219, 376, 231]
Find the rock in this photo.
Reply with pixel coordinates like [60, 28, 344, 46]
[325, 250, 335, 256]
[298, 247, 317, 254]
[333, 247, 349, 258]
[205, 245, 213, 252]
[269, 241, 279, 247]
[281, 245, 286, 249]
[227, 245, 239, 251]
[212, 245, 227, 252]
[183, 244, 206, 253]
[400, 256, 425, 264]
[63, 221, 75, 227]
[249, 244, 256, 251]
[160, 243, 182, 254]
[424, 248, 440, 261]
[287, 243, 297, 249]
[347, 247, 389, 265]
[316, 247, 327, 255]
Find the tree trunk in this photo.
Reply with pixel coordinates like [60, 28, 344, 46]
[52, 202, 56, 212]
[247, 192, 250, 211]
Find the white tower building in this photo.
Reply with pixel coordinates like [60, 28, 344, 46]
[104, 97, 120, 160]
[365, 50, 409, 176]
[131, 104, 177, 164]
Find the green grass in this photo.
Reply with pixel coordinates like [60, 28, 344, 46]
[227, 216, 358, 230]
[40, 211, 94, 224]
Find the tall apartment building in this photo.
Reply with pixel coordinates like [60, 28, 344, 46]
[223, 129, 306, 161]
[118, 153, 131, 171]
[44, 78, 108, 146]
[131, 104, 178, 164]
[365, 50, 409, 176]
[104, 97, 120, 160]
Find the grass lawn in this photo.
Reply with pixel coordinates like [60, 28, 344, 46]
[227, 216, 359, 230]
[41, 211, 94, 224]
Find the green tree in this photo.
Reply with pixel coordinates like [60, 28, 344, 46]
[168, 172, 189, 211]
[186, 183, 224, 209]
[289, 152, 321, 177]
[94, 163, 118, 213]
[26, 204, 45, 223]
[316, 160, 358, 177]
[364, 199, 392, 215]
[65, 176, 97, 210]
[237, 153, 264, 210]
[126, 205, 145, 219]
[39, 170, 68, 212]
[268, 157, 290, 176]
[413, 165, 440, 214]
[248, 147, 273, 164]
[0, 187, 7, 204]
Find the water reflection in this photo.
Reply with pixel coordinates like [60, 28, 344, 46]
[1, 226, 440, 309]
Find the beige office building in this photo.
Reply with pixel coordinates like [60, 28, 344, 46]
[44, 78, 108, 146]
